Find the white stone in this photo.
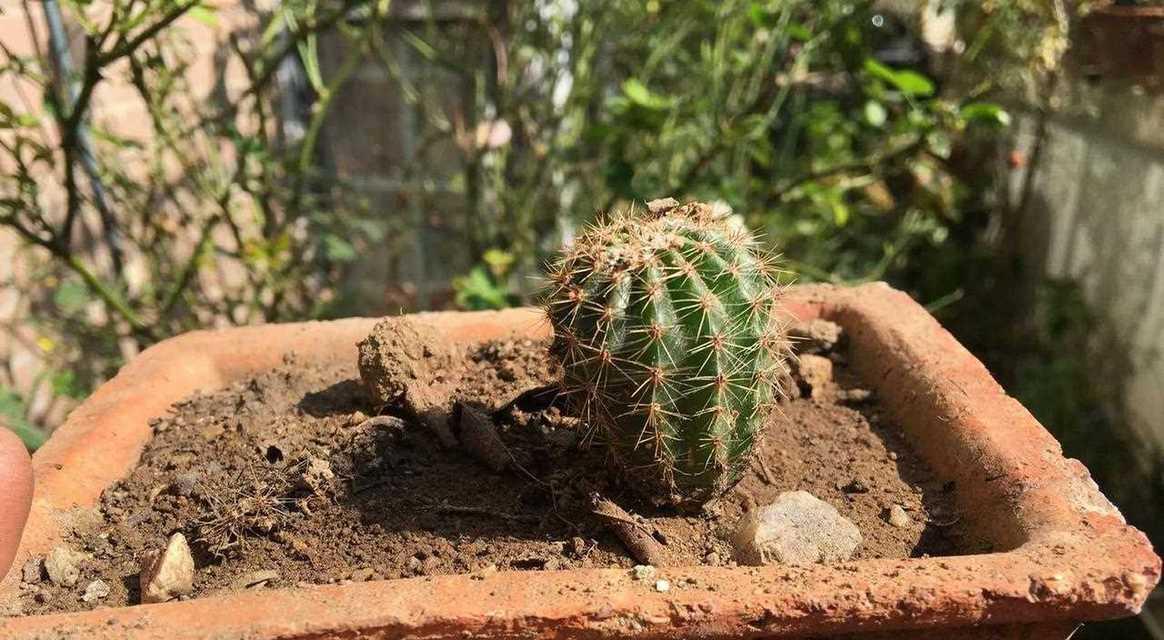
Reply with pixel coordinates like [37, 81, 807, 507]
[81, 579, 110, 603]
[887, 504, 912, 528]
[45, 546, 85, 587]
[140, 533, 195, 604]
[654, 579, 670, 593]
[732, 491, 862, 567]
[631, 564, 656, 581]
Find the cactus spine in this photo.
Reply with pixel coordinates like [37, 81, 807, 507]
[545, 200, 792, 509]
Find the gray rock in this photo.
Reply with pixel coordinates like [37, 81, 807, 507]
[172, 472, 200, 497]
[887, 504, 912, 528]
[732, 491, 862, 566]
[140, 533, 195, 604]
[45, 546, 85, 587]
[81, 579, 110, 603]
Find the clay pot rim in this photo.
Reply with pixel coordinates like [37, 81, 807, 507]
[1, 283, 1158, 639]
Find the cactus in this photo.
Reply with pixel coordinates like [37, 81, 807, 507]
[544, 199, 793, 509]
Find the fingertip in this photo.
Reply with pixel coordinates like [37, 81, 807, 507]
[0, 426, 34, 582]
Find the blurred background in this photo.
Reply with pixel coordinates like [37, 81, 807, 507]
[0, 0, 1161, 635]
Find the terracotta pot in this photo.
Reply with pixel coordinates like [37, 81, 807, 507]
[0, 283, 1158, 639]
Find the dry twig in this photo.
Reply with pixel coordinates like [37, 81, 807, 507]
[589, 493, 667, 566]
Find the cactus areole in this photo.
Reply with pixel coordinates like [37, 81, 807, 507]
[545, 199, 793, 509]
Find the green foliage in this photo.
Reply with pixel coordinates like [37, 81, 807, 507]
[544, 202, 792, 509]
[453, 248, 519, 310]
[0, 388, 45, 451]
[452, 267, 514, 311]
[864, 59, 935, 97]
[402, 0, 1012, 315]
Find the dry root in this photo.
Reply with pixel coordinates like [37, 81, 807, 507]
[195, 465, 298, 557]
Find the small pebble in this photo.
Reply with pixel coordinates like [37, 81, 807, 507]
[140, 533, 195, 604]
[795, 354, 834, 395]
[472, 564, 498, 580]
[887, 505, 912, 528]
[81, 579, 110, 603]
[841, 478, 870, 494]
[632, 565, 656, 581]
[836, 388, 873, 404]
[21, 558, 43, 584]
[350, 568, 375, 582]
[298, 457, 335, 495]
[654, 579, 671, 593]
[45, 546, 85, 587]
[790, 319, 843, 354]
[172, 472, 200, 497]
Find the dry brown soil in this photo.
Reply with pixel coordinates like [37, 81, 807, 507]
[19, 328, 968, 614]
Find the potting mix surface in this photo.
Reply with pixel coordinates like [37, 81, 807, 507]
[18, 326, 971, 613]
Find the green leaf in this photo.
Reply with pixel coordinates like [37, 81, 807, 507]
[188, 5, 218, 27]
[892, 70, 935, 97]
[863, 59, 897, 84]
[621, 79, 672, 110]
[0, 388, 44, 451]
[482, 248, 515, 277]
[322, 234, 357, 263]
[786, 23, 812, 42]
[53, 280, 90, 314]
[863, 59, 934, 97]
[452, 267, 512, 310]
[831, 200, 850, 226]
[747, 4, 768, 27]
[959, 102, 1012, 127]
[863, 100, 887, 127]
[50, 370, 86, 400]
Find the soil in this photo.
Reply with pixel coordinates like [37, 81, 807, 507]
[18, 325, 968, 614]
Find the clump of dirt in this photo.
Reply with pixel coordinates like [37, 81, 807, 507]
[18, 323, 968, 614]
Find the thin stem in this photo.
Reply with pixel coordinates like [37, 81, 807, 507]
[3, 219, 151, 336]
[770, 136, 928, 202]
[159, 215, 220, 317]
[98, 1, 199, 65]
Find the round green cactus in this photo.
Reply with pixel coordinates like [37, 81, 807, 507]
[545, 199, 793, 509]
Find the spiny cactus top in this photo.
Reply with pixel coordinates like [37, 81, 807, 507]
[545, 199, 792, 509]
